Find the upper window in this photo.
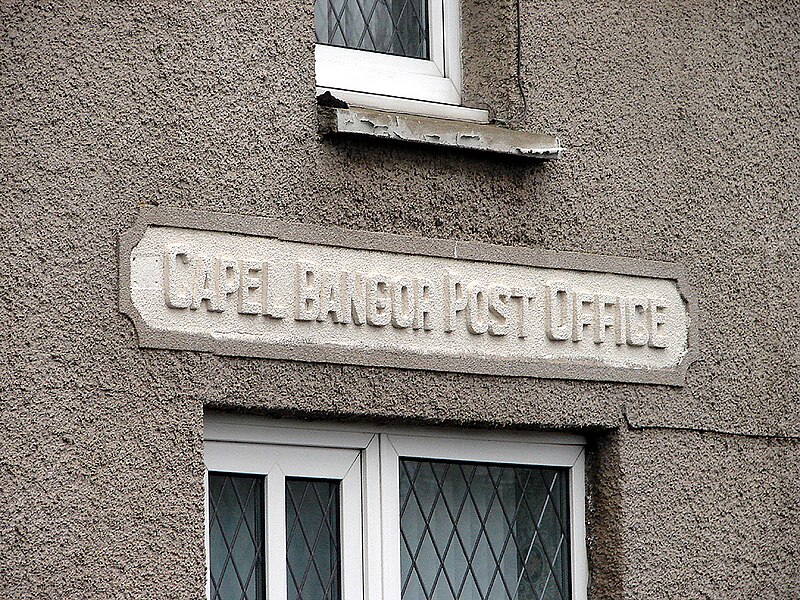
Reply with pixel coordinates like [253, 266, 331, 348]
[315, 0, 430, 58]
[314, 0, 487, 120]
[204, 412, 588, 600]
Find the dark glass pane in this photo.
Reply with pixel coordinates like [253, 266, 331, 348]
[399, 459, 571, 600]
[208, 473, 266, 600]
[315, 0, 428, 59]
[286, 478, 341, 600]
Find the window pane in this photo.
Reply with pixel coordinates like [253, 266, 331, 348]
[286, 478, 342, 600]
[208, 473, 266, 600]
[399, 459, 571, 600]
[315, 0, 429, 59]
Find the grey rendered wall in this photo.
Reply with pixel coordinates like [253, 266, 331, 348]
[586, 428, 800, 598]
[1, 0, 798, 597]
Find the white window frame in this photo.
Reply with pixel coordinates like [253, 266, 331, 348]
[205, 442, 364, 600]
[204, 412, 588, 600]
[315, 0, 490, 122]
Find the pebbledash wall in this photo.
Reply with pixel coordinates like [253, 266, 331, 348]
[1, 0, 799, 598]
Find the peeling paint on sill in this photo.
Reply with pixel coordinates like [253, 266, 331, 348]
[318, 105, 562, 160]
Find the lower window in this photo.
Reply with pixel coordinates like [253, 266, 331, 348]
[204, 413, 587, 600]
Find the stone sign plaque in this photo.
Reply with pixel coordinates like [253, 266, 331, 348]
[120, 208, 698, 385]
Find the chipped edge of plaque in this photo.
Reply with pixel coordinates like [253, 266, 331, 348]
[118, 207, 700, 386]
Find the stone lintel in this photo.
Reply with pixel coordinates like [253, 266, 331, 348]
[318, 105, 562, 159]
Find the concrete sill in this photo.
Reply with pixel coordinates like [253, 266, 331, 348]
[318, 105, 562, 160]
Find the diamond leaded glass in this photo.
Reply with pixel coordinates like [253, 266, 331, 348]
[315, 0, 428, 59]
[286, 478, 341, 600]
[399, 459, 571, 600]
[208, 473, 266, 600]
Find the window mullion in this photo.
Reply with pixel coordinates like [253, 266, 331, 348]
[361, 435, 382, 600]
[341, 453, 365, 600]
[569, 451, 588, 600]
[265, 465, 287, 600]
[378, 435, 402, 600]
[205, 471, 212, 600]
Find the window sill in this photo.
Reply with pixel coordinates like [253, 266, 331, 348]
[318, 104, 562, 160]
[316, 86, 486, 123]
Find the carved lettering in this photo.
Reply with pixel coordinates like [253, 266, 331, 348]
[391, 278, 414, 329]
[192, 255, 218, 312]
[294, 261, 319, 320]
[648, 299, 668, 348]
[367, 274, 391, 327]
[488, 285, 510, 337]
[236, 259, 263, 315]
[317, 270, 345, 324]
[594, 294, 618, 345]
[443, 271, 467, 333]
[156, 246, 674, 352]
[626, 297, 649, 346]
[465, 282, 489, 335]
[544, 282, 572, 341]
[571, 291, 594, 342]
[412, 279, 433, 331]
[163, 244, 192, 309]
[216, 257, 240, 312]
[511, 288, 536, 339]
[344, 272, 367, 325]
[614, 297, 625, 345]
[542, 286, 669, 349]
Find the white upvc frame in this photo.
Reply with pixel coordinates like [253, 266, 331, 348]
[204, 440, 364, 600]
[379, 433, 587, 600]
[204, 412, 588, 600]
[315, 0, 490, 122]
